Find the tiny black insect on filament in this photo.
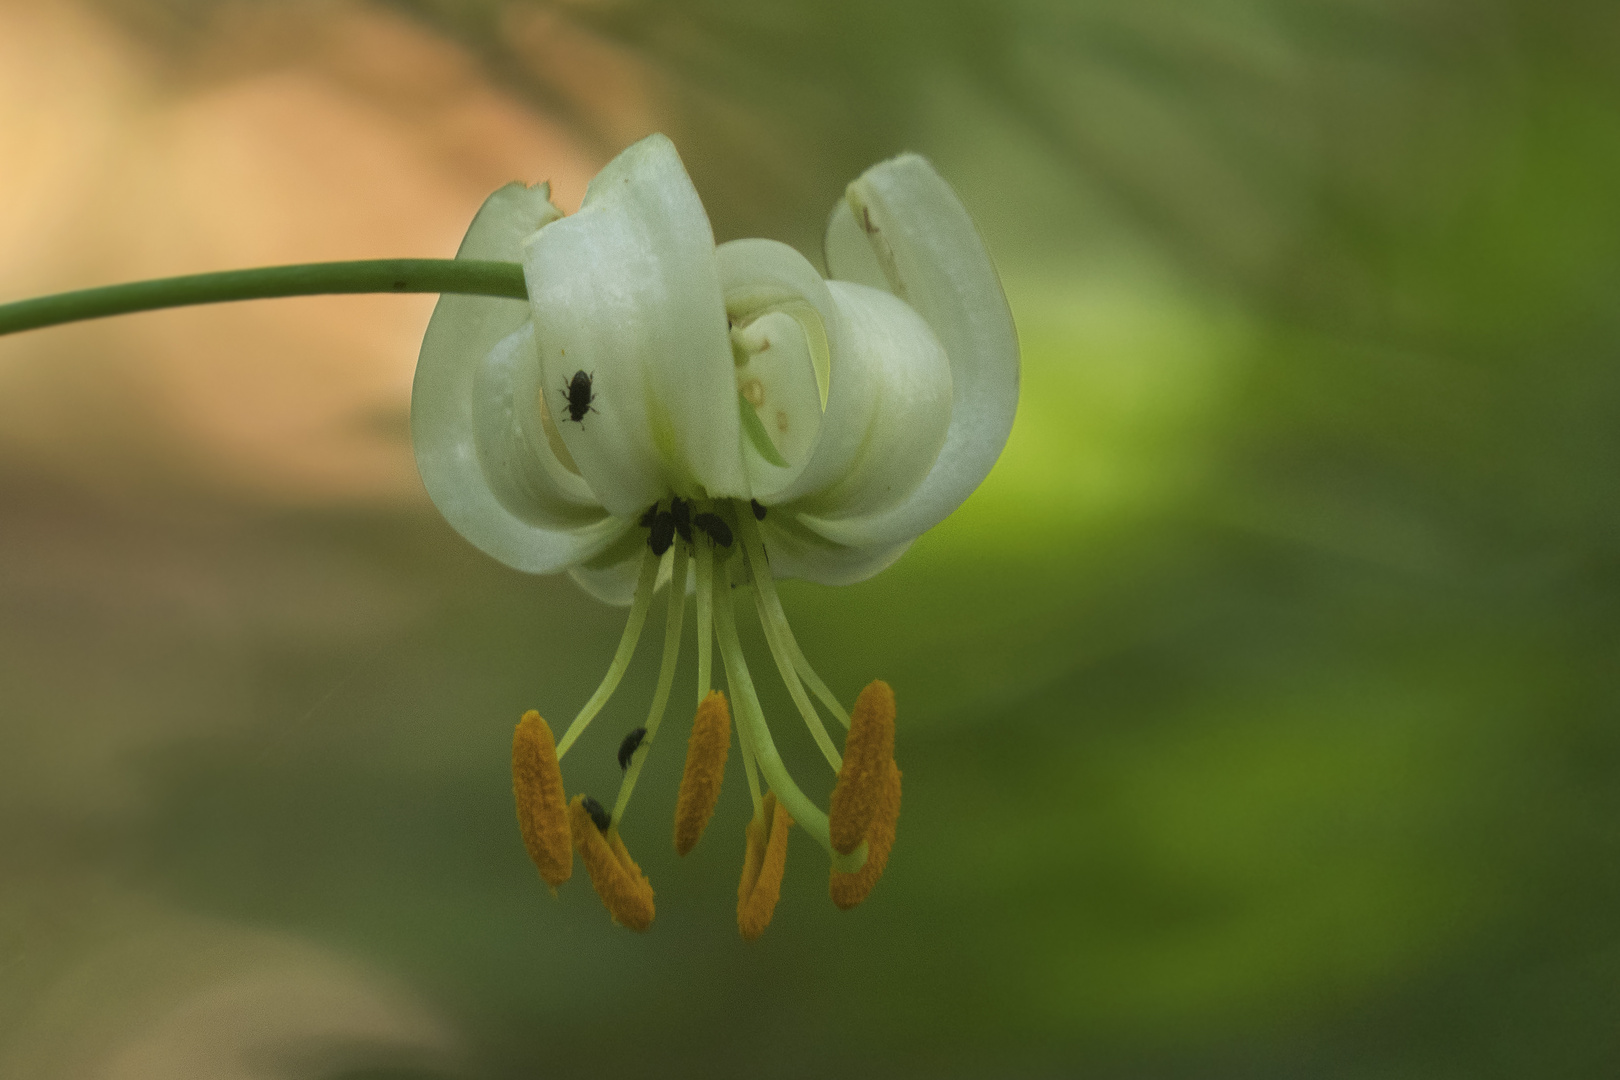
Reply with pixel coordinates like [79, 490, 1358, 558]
[581, 795, 612, 832]
[617, 727, 648, 771]
[648, 511, 677, 556]
[669, 497, 694, 544]
[693, 512, 733, 548]
[559, 369, 597, 424]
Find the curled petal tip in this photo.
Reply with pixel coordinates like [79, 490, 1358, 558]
[674, 690, 732, 855]
[829, 680, 896, 855]
[569, 795, 656, 931]
[830, 760, 901, 911]
[818, 152, 1020, 552]
[513, 711, 572, 888]
[738, 793, 794, 941]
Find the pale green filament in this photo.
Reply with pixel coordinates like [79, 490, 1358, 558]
[556, 548, 661, 759]
[738, 722, 765, 817]
[610, 545, 688, 825]
[737, 519, 842, 772]
[694, 540, 714, 707]
[731, 664, 766, 818]
[712, 563, 867, 873]
[711, 550, 764, 816]
[736, 510, 851, 729]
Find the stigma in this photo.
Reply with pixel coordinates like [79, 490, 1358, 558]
[510, 497, 902, 935]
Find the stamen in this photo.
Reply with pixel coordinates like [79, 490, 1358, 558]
[512, 711, 571, 890]
[674, 690, 731, 855]
[736, 515, 842, 771]
[569, 794, 655, 931]
[829, 680, 896, 855]
[829, 760, 902, 910]
[610, 545, 689, 825]
[738, 792, 794, 941]
[736, 511, 850, 730]
[556, 548, 661, 759]
[712, 559, 868, 874]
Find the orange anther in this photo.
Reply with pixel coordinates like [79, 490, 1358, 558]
[674, 690, 731, 855]
[569, 794, 655, 931]
[512, 711, 571, 889]
[738, 792, 793, 940]
[829, 760, 901, 910]
[829, 680, 896, 855]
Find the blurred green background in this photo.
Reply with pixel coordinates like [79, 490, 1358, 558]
[2, 1, 1618, 1077]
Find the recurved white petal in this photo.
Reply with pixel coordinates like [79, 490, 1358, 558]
[717, 238, 844, 500]
[791, 281, 952, 536]
[821, 154, 1019, 548]
[523, 134, 747, 517]
[471, 323, 602, 525]
[732, 308, 822, 490]
[566, 528, 649, 605]
[718, 242, 951, 524]
[823, 198, 887, 292]
[415, 183, 622, 573]
[759, 513, 913, 587]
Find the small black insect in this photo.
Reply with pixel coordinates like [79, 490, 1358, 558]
[648, 511, 676, 556]
[581, 794, 612, 832]
[669, 497, 693, 544]
[617, 726, 648, 771]
[693, 512, 733, 548]
[750, 498, 767, 521]
[558, 370, 596, 424]
[639, 503, 659, 528]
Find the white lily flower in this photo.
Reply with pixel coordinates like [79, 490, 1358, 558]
[412, 134, 1017, 934]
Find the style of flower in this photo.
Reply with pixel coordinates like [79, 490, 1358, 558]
[412, 134, 1018, 935]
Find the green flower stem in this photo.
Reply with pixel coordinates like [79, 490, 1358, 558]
[0, 259, 527, 338]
